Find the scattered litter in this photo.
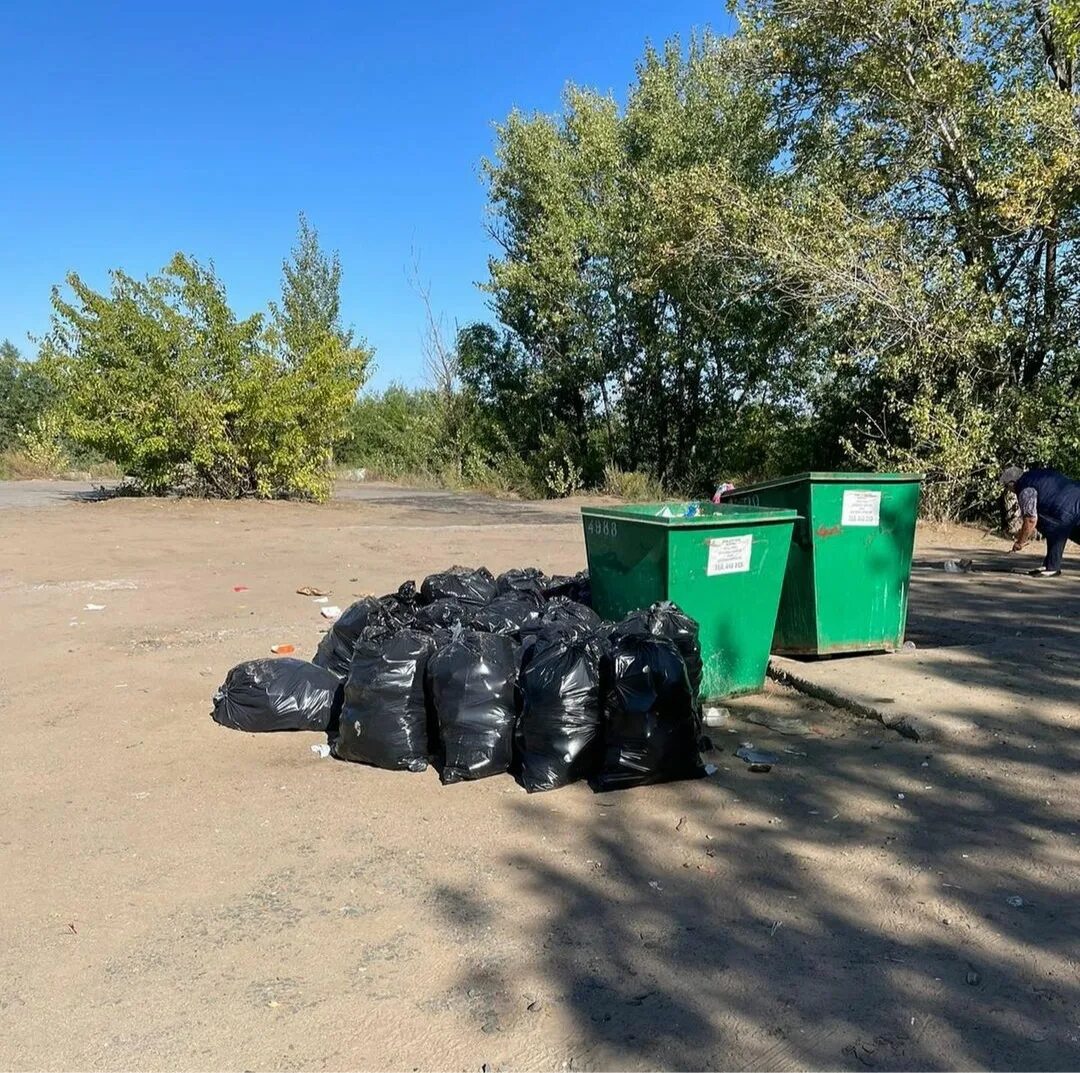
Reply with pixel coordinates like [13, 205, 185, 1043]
[84, 603, 105, 611]
[782, 747, 808, 757]
[921, 760, 929, 767]
[310, 743, 332, 758]
[270, 644, 295, 655]
[232, 585, 249, 592]
[675, 816, 686, 831]
[526, 999, 543, 1012]
[704, 763, 718, 776]
[897, 792, 906, 800]
[313, 596, 329, 603]
[67, 923, 77, 935]
[296, 586, 329, 597]
[703, 705, 730, 728]
[1006, 895, 1025, 908]
[320, 605, 342, 620]
[902, 641, 917, 651]
[735, 745, 779, 772]
[943, 558, 974, 573]
[648, 881, 663, 892]
[769, 920, 782, 936]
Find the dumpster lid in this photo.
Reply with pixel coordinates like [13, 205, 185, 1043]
[729, 470, 923, 494]
[581, 503, 798, 528]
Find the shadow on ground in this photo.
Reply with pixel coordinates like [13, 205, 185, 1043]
[426, 543, 1080, 1070]
[433, 710, 1080, 1069]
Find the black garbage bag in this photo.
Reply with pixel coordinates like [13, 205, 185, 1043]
[543, 596, 601, 631]
[378, 580, 421, 620]
[312, 597, 387, 679]
[428, 630, 517, 783]
[420, 565, 497, 606]
[470, 594, 544, 638]
[413, 597, 472, 632]
[542, 570, 591, 606]
[212, 658, 342, 733]
[517, 635, 604, 793]
[496, 567, 550, 600]
[519, 598, 604, 670]
[620, 602, 703, 701]
[591, 630, 703, 792]
[334, 629, 435, 771]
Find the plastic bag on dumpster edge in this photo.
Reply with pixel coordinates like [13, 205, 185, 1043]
[420, 565, 497, 606]
[334, 629, 436, 771]
[517, 634, 604, 793]
[620, 602, 703, 702]
[312, 597, 388, 679]
[427, 629, 518, 783]
[591, 629, 703, 792]
[212, 658, 342, 733]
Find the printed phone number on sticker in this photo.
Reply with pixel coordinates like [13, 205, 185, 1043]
[707, 534, 753, 575]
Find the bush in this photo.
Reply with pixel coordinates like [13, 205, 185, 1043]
[0, 341, 54, 452]
[601, 465, 665, 501]
[42, 255, 369, 500]
[339, 386, 448, 478]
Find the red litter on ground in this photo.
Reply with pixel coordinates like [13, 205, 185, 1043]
[232, 585, 249, 592]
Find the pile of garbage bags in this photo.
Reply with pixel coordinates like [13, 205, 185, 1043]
[211, 565, 704, 793]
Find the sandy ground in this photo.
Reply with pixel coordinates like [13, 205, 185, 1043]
[1, 482, 1078, 1071]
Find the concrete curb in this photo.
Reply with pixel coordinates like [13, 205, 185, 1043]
[767, 658, 927, 741]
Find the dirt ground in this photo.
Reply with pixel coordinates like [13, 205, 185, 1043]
[1, 482, 1078, 1071]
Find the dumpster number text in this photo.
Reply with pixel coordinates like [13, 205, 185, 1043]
[841, 490, 881, 527]
[586, 518, 619, 539]
[707, 535, 753, 575]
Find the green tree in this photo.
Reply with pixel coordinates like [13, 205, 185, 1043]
[727, 0, 1080, 512]
[0, 340, 55, 450]
[43, 253, 368, 500]
[482, 6, 1080, 514]
[273, 212, 361, 362]
[483, 36, 817, 493]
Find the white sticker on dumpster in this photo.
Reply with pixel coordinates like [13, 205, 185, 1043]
[707, 535, 753, 575]
[841, 489, 881, 527]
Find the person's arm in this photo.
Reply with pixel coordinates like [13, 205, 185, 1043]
[1012, 486, 1038, 550]
[1012, 515, 1037, 551]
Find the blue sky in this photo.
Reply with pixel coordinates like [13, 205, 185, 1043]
[1, 1, 733, 389]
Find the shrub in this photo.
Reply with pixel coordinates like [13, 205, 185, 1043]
[42, 254, 369, 500]
[601, 465, 665, 501]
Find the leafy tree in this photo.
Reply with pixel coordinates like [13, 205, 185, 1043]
[729, 0, 1080, 511]
[483, 36, 816, 493]
[42, 253, 368, 500]
[481, 6, 1080, 513]
[273, 212, 360, 362]
[0, 340, 55, 450]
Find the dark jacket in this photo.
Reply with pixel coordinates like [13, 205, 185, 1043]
[1016, 468, 1080, 526]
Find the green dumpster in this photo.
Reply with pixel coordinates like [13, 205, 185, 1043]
[723, 472, 922, 656]
[581, 502, 797, 698]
